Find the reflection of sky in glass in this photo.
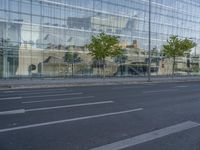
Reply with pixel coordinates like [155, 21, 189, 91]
[1, 0, 200, 51]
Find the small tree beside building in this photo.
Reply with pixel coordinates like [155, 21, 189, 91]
[87, 33, 123, 78]
[115, 55, 128, 76]
[64, 52, 81, 76]
[163, 35, 196, 78]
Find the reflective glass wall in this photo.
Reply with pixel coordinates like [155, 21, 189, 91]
[0, 0, 200, 78]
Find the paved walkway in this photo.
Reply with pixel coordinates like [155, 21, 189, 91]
[0, 76, 200, 89]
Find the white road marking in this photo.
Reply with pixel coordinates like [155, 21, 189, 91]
[1, 89, 72, 94]
[91, 121, 200, 150]
[3, 91, 15, 93]
[26, 101, 114, 112]
[112, 87, 141, 90]
[22, 96, 95, 104]
[0, 109, 25, 115]
[11, 91, 75, 96]
[22, 93, 83, 98]
[0, 108, 143, 133]
[0, 93, 83, 101]
[0, 101, 114, 115]
[176, 85, 189, 88]
[0, 97, 22, 101]
[143, 89, 178, 94]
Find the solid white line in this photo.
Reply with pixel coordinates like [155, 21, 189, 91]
[26, 101, 114, 112]
[0, 93, 82, 101]
[0, 109, 25, 115]
[3, 91, 15, 93]
[22, 93, 83, 99]
[0, 108, 143, 133]
[91, 121, 200, 150]
[176, 85, 189, 88]
[143, 89, 178, 94]
[0, 101, 113, 115]
[2, 89, 72, 94]
[112, 87, 141, 90]
[22, 96, 95, 104]
[12, 91, 75, 96]
[0, 97, 22, 101]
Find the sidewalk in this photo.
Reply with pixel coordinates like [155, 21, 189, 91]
[0, 76, 200, 90]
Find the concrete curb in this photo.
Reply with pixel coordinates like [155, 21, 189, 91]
[1, 78, 200, 90]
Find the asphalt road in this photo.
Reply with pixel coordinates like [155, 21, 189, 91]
[0, 81, 200, 150]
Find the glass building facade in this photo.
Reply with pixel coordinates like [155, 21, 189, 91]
[0, 0, 200, 78]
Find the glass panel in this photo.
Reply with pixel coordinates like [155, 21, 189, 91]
[0, 0, 199, 78]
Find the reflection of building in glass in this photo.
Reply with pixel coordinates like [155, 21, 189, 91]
[36, 15, 138, 49]
[0, 21, 21, 78]
[0, 0, 200, 78]
[67, 17, 91, 30]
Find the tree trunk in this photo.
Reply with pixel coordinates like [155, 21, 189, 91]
[97, 59, 100, 76]
[120, 61, 123, 76]
[103, 58, 105, 79]
[172, 56, 176, 79]
[120, 58, 123, 76]
[71, 63, 74, 77]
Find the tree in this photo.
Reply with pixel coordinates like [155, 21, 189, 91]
[163, 36, 196, 78]
[87, 33, 123, 78]
[151, 47, 159, 57]
[0, 38, 19, 78]
[0, 38, 5, 77]
[64, 52, 81, 76]
[28, 64, 36, 75]
[115, 55, 127, 64]
[115, 54, 128, 76]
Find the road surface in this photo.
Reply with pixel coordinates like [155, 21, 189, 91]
[0, 81, 200, 150]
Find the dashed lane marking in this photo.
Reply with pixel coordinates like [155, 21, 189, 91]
[0, 93, 83, 101]
[143, 89, 178, 94]
[22, 96, 95, 104]
[0, 108, 143, 133]
[91, 121, 200, 150]
[0, 101, 114, 115]
[0, 97, 22, 101]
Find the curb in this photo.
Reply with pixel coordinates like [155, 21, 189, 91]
[1, 79, 200, 90]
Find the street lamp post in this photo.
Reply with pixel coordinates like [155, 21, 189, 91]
[148, 0, 152, 82]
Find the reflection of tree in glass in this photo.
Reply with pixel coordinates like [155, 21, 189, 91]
[115, 55, 127, 64]
[64, 52, 81, 76]
[28, 64, 36, 75]
[88, 33, 123, 78]
[0, 38, 6, 77]
[115, 55, 128, 76]
[163, 36, 197, 78]
[0, 38, 20, 77]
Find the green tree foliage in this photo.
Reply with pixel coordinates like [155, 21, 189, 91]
[0, 38, 14, 57]
[115, 55, 128, 64]
[151, 47, 159, 57]
[0, 38, 6, 77]
[64, 52, 81, 76]
[0, 38, 17, 77]
[115, 55, 128, 76]
[87, 33, 123, 77]
[163, 35, 196, 78]
[64, 52, 81, 63]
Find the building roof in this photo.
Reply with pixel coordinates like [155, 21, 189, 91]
[43, 56, 65, 64]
